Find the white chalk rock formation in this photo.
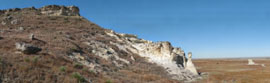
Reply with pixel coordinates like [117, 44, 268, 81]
[40, 5, 80, 16]
[248, 59, 257, 65]
[15, 42, 42, 54]
[185, 52, 199, 75]
[104, 29, 200, 81]
[29, 33, 35, 40]
[261, 64, 266, 67]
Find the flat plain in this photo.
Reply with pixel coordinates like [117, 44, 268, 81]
[193, 58, 270, 83]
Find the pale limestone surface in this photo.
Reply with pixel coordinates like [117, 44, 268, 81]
[261, 64, 266, 67]
[248, 59, 256, 65]
[104, 29, 200, 81]
[185, 52, 199, 75]
[15, 42, 41, 54]
[40, 5, 80, 16]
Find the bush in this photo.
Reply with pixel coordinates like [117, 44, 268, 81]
[49, 16, 57, 20]
[74, 63, 83, 69]
[32, 56, 39, 63]
[71, 72, 86, 83]
[64, 17, 69, 20]
[64, 17, 70, 23]
[106, 80, 112, 83]
[60, 66, 66, 72]
[82, 68, 88, 72]
[90, 70, 95, 74]
[24, 58, 30, 62]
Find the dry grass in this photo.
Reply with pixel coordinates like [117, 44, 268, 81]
[193, 58, 270, 83]
[0, 53, 100, 83]
[0, 8, 113, 83]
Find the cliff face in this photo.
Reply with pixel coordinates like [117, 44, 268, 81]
[105, 30, 200, 81]
[0, 5, 200, 83]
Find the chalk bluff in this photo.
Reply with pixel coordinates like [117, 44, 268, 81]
[0, 5, 200, 82]
[105, 30, 200, 81]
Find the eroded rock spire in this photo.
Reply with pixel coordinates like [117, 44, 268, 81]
[185, 52, 199, 75]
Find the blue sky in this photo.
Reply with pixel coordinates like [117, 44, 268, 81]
[1, 0, 270, 58]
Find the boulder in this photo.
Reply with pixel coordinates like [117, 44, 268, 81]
[10, 19, 18, 25]
[17, 27, 24, 31]
[15, 42, 42, 54]
[1, 21, 6, 25]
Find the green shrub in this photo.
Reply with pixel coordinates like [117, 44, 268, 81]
[60, 66, 66, 72]
[90, 70, 95, 73]
[106, 80, 112, 83]
[49, 16, 57, 20]
[32, 56, 39, 63]
[76, 18, 82, 21]
[82, 68, 88, 72]
[24, 58, 30, 62]
[71, 72, 86, 83]
[64, 17, 69, 20]
[74, 63, 83, 69]
[64, 17, 70, 23]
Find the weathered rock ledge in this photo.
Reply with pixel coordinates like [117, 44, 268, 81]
[105, 30, 201, 81]
[0, 5, 80, 16]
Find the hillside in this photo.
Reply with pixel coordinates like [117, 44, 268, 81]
[0, 5, 200, 83]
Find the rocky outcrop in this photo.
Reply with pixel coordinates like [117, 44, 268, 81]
[0, 8, 21, 14]
[1, 16, 20, 25]
[247, 59, 260, 66]
[261, 64, 266, 67]
[29, 34, 35, 40]
[248, 59, 256, 65]
[0, 5, 80, 16]
[84, 40, 130, 65]
[40, 5, 80, 16]
[185, 52, 199, 75]
[0, 5, 200, 82]
[105, 30, 200, 81]
[15, 42, 42, 54]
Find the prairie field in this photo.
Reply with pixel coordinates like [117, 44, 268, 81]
[193, 58, 270, 83]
